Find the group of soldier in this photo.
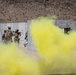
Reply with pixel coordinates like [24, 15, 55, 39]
[2, 27, 28, 46]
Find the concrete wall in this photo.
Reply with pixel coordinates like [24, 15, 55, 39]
[0, 20, 76, 50]
[0, 22, 28, 47]
[55, 20, 76, 30]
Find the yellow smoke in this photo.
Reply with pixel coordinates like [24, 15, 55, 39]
[0, 43, 40, 75]
[30, 17, 76, 74]
[0, 17, 76, 75]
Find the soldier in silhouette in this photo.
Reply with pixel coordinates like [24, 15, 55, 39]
[5, 27, 13, 43]
[14, 29, 21, 43]
[2, 30, 7, 43]
[24, 31, 28, 47]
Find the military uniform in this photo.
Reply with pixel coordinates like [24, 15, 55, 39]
[5, 30, 13, 43]
[2, 30, 7, 43]
[25, 32, 28, 41]
[14, 34, 20, 43]
[2, 33, 6, 43]
[14, 30, 21, 43]
[24, 32, 28, 47]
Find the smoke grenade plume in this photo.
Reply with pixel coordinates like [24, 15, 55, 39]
[30, 17, 76, 74]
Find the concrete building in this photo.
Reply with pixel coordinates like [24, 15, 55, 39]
[0, 0, 76, 50]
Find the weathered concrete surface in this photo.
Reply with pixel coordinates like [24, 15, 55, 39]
[0, 0, 76, 22]
[55, 20, 76, 29]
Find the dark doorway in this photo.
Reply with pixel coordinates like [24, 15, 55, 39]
[64, 28, 71, 34]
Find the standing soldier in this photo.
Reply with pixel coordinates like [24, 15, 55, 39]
[25, 31, 28, 41]
[2, 30, 7, 43]
[14, 29, 21, 43]
[6, 27, 13, 43]
[24, 31, 28, 47]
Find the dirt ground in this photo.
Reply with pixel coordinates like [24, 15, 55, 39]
[19, 46, 40, 59]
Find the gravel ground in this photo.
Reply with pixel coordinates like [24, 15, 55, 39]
[0, 0, 76, 22]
